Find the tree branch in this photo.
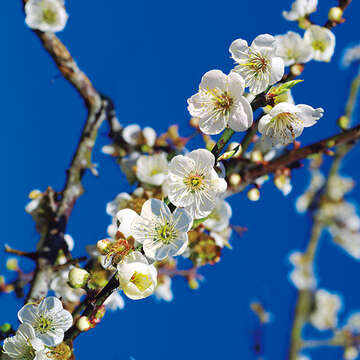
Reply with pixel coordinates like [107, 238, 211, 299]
[21, 0, 115, 303]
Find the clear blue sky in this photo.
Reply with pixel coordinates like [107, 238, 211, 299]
[1, 1, 360, 359]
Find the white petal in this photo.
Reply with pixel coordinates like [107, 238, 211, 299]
[270, 57, 285, 84]
[228, 96, 253, 132]
[116, 209, 140, 238]
[199, 69, 227, 92]
[229, 38, 249, 61]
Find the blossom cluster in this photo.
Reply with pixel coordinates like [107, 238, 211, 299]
[3, 297, 73, 359]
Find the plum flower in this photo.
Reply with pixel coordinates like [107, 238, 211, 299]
[203, 198, 232, 232]
[304, 25, 336, 62]
[187, 70, 253, 135]
[117, 198, 193, 260]
[136, 153, 168, 186]
[117, 251, 157, 300]
[165, 149, 227, 218]
[155, 276, 173, 302]
[310, 289, 342, 330]
[275, 31, 313, 66]
[258, 102, 324, 146]
[18, 297, 73, 347]
[230, 34, 284, 95]
[282, 0, 318, 21]
[25, 0, 68, 33]
[3, 324, 47, 360]
[122, 124, 156, 147]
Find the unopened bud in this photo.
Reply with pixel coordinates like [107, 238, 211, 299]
[250, 150, 263, 163]
[188, 278, 199, 290]
[6, 258, 19, 271]
[167, 125, 179, 140]
[68, 268, 90, 289]
[344, 346, 359, 360]
[290, 64, 304, 77]
[298, 17, 311, 29]
[101, 144, 117, 156]
[97, 239, 112, 255]
[189, 117, 200, 128]
[338, 115, 350, 130]
[76, 316, 91, 332]
[29, 189, 42, 200]
[229, 173, 241, 187]
[274, 174, 287, 190]
[247, 188, 260, 201]
[328, 7, 343, 22]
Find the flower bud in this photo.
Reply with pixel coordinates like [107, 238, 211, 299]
[167, 125, 179, 140]
[76, 316, 91, 332]
[250, 150, 263, 163]
[247, 188, 260, 201]
[189, 117, 200, 128]
[337, 115, 350, 130]
[344, 346, 359, 360]
[68, 268, 90, 289]
[290, 64, 304, 77]
[29, 189, 42, 199]
[274, 174, 287, 190]
[229, 173, 241, 187]
[328, 7, 343, 22]
[6, 258, 19, 271]
[188, 278, 199, 290]
[298, 17, 311, 29]
[97, 239, 112, 255]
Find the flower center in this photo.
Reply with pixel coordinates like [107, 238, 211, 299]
[42, 8, 57, 24]
[184, 174, 205, 193]
[312, 40, 327, 52]
[130, 272, 153, 292]
[34, 315, 53, 334]
[268, 112, 303, 141]
[155, 221, 177, 244]
[150, 168, 162, 176]
[246, 50, 270, 75]
[214, 92, 233, 112]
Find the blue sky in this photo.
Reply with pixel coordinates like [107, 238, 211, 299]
[1, 0, 360, 359]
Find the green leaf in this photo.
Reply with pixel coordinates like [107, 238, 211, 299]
[268, 80, 304, 97]
[192, 216, 209, 229]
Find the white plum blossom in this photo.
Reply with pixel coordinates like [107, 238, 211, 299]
[3, 324, 47, 360]
[136, 153, 168, 186]
[155, 276, 173, 302]
[304, 25, 336, 62]
[230, 34, 284, 95]
[104, 291, 125, 311]
[122, 124, 156, 147]
[187, 70, 253, 135]
[18, 297, 73, 346]
[117, 251, 157, 300]
[117, 198, 193, 260]
[25, 0, 68, 33]
[310, 289, 342, 330]
[342, 44, 360, 68]
[289, 251, 316, 290]
[283, 0, 318, 21]
[275, 31, 313, 66]
[165, 149, 227, 218]
[203, 198, 232, 232]
[210, 227, 232, 248]
[258, 102, 324, 146]
[120, 152, 141, 184]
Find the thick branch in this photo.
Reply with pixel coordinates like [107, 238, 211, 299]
[21, 0, 113, 302]
[240, 124, 360, 185]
